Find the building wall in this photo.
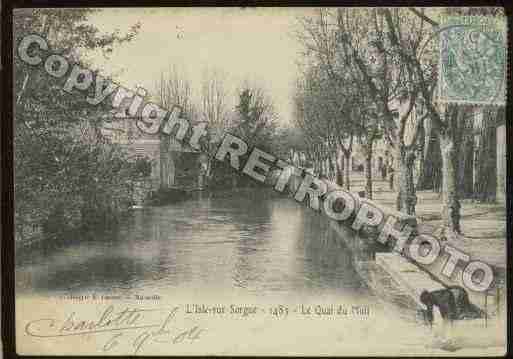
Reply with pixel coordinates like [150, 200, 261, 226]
[103, 117, 204, 188]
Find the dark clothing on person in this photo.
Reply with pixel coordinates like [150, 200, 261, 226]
[420, 286, 483, 325]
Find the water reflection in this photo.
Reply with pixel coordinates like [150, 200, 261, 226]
[16, 189, 371, 299]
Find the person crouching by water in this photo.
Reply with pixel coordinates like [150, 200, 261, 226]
[420, 286, 483, 328]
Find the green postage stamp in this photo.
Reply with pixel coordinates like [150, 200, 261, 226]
[438, 16, 507, 106]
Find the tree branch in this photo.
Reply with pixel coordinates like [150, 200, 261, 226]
[408, 8, 439, 27]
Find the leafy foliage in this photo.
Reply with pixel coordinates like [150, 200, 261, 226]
[14, 9, 140, 241]
[232, 86, 278, 153]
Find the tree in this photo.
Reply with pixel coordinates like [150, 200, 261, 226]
[331, 8, 432, 215]
[154, 64, 194, 189]
[296, 8, 428, 203]
[473, 107, 502, 202]
[199, 67, 230, 181]
[200, 67, 229, 136]
[416, 117, 442, 192]
[353, 91, 383, 199]
[295, 9, 359, 190]
[382, 8, 488, 236]
[232, 83, 278, 152]
[272, 126, 309, 163]
[14, 9, 140, 239]
[383, 7, 504, 236]
[220, 83, 278, 188]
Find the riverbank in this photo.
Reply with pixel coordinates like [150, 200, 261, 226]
[15, 209, 135, 251]
[14, 185, 505, 355]
[348, 173, 506, 274]
[345, 172, 506, 318]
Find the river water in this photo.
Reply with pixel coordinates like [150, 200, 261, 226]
[16, 188, 372, 299]
[15, 188, 506, 355]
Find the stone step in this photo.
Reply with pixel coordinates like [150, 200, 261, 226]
[322, 179, 417, 225]
[376, 252, 445, 310]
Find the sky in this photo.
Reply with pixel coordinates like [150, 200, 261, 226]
[87, 7, 315, 125]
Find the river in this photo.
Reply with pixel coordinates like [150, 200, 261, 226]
[16, 188, 372, 299]
[15, 188, 506, 355]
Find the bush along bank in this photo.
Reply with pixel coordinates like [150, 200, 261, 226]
[14, 141, 146, 248]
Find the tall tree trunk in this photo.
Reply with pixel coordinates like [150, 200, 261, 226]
[364, 141, 374, 199]
[439, 131, 462, 235]
[336, 149, 344, 187]
[474, 107, 498, 202]
[328, 151, 335, 181]
[315, 149, 321, 175]
[396, 146, 417, 215]
[329, 153, 336, 180]
[456, 112, 475, 199]
[417, 117, 442, 191]
[437, 104, 465, 236]
[320, 155, 327, 178]
[343, 151, 351, 191]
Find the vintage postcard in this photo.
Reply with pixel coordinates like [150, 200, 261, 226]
[11, 7, 508, 356]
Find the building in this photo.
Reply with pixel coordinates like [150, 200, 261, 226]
[101, 115, 204, 189]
